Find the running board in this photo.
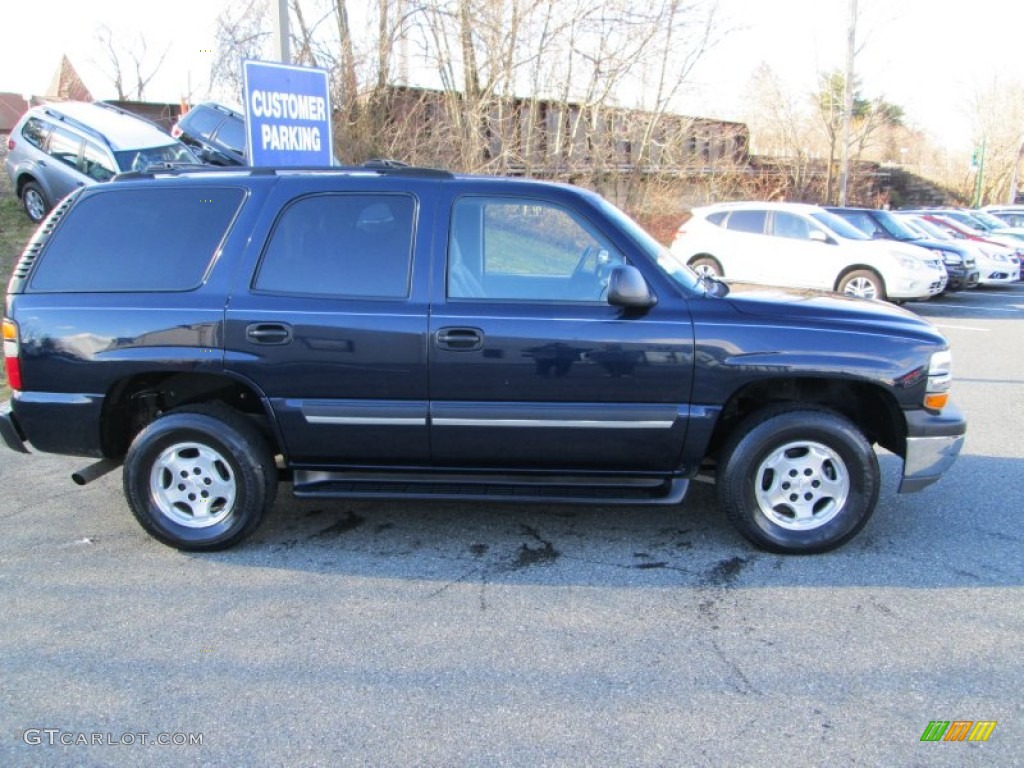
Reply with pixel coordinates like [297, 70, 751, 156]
[292, 469, 688, 504]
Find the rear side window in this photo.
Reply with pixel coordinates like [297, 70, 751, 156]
[215, 117, 246, 154]
[21, 116, 52, 148]
[725, 209, 767, 234]
[47, 126, 81, 170]
[771, 211, 814, 240]
[183, 107, 224, 139]
[254, 194, 415, 298]
[30, 187, 244, 292]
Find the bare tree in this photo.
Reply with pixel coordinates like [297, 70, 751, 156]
[209, 0, 732, 215]
[210, 0, 271, 103]
[95, 24, 171, 101]
[969, 78, 1024, 205]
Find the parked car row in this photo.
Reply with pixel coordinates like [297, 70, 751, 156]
[896, 208, 1023, 286]
[669, 202, 949, 302]
[669, 201, 1023, 303]
[824, 207, 980, 291]
[4, 100, 246, 223]
[901, 214, 1019, 286]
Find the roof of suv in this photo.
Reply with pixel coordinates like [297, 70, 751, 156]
[32, 101, 175, 151]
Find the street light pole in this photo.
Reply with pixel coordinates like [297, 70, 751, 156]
[271, 0, 290, 64]
[839, 0, 856, 206]
[972, 137, 986, 208]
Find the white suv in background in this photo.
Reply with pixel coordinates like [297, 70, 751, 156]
[670, 202, 947, 301]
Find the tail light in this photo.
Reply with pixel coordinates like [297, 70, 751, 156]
[6, 137, 13, 151]
[3, 319, 22, 392]
[171, 125, 182, 138]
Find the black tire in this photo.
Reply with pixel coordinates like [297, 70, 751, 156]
[837, 269, 886, 301]
[21, 180, 51, 223]
[716, 406, 880, 554]
[689, 256, 723, 278]
[123, 404, 277, 551]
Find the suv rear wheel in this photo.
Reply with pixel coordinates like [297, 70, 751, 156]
[716, 406, 880, 554]
[22, 181, 50, 223]
[123, 404, 277, 550]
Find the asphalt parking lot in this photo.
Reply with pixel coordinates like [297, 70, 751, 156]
[1, 284, 1022, 767]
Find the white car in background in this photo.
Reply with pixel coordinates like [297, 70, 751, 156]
[899, 214, 1020, 285]
[670, 202, 947, 302]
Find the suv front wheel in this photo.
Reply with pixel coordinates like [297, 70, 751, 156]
[716, 406, 880, 554]
[837, 269, 886, 301]
[123, 404, 277, 550]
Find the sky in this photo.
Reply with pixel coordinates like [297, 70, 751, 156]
[2, 0, 1021, 151]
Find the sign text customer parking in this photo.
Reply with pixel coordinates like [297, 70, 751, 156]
[243, 60, 332, 166]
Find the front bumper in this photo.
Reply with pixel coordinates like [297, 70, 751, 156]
[890, 271, 947, 299]
[899, 401, 966, 493]
[942, 264, 969, 291]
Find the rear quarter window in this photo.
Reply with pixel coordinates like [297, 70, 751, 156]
[29, 187, 245, 292]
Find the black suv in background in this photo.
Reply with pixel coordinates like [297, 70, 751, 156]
[826, 206, 979, 291]
[1, 166, 965, 554]
[172, 102, 246, 166]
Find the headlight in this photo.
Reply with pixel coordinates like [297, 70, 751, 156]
[925, 350, 952, 411]
[896, 254, 924, 270]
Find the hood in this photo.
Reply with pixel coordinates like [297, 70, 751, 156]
[716, 281, 945, 341]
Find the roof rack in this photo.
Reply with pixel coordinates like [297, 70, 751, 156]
[113, 161, 454, 182]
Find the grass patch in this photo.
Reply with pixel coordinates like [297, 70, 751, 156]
[0, 194, 36, 401]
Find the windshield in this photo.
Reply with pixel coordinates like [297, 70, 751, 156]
[115, 143, 200, 172]
[972, 210, 1013, 229]
[809, 210, 870, 240]
[873, 210, 921, 240]
[897, 215, 930, 238]
[932, 215, 983, 237]
[911, 217, 956, 240]
[593, 196, 701, 292]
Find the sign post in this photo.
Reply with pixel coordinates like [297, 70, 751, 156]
[242, 60, 332, 167]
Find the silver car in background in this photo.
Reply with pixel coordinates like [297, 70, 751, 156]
[4, 101, 199, 222]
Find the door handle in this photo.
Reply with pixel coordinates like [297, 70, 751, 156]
[245, 322, 293, 345]
[436, 327, 483, 351]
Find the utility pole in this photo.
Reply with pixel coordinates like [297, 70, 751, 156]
[838, 0, 856, 206]
[271, 0, 290, 64]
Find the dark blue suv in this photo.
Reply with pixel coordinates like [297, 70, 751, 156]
[1, 166, 965, 554]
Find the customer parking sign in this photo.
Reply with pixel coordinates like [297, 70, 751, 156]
[243, 60, 332, 167]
